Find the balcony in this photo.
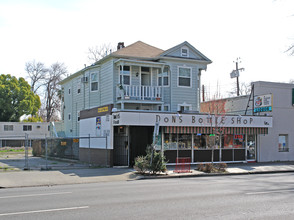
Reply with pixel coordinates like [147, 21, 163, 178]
[117, 85, 162, 101]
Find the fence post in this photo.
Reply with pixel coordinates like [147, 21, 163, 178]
[106, 135, 108, 167]
[45, 135, 48, 170]
[88, 134, 91, 167]
[24, 133, 29, 170]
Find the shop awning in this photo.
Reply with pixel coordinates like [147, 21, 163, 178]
[164, 126, 268, 135]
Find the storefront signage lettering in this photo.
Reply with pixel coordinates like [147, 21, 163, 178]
[98, 106, 109, 113]
[156, 115, 255, 126]
[113, 112, 272, 128]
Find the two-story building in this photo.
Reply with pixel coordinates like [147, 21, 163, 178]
[60, 41, 272, 166]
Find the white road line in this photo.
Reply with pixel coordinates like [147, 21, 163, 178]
[0, 206, 89, 216]
[0, 192, 72, 199]
[246, 189, 294, 195]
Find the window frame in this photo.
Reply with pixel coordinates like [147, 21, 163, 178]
[23, 125, 32, 131]
[119, 65, 131, 85]
[178, 66, 192, 88]
[181, 46, 189, 57]
[4, 125, 13, 131]
[157, 67, 169, 87]
[90, 72, 99, 92]
[178, 103, 192, 112]
[278, 134, 289, 152]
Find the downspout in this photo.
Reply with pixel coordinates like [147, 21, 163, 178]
[198, 69, 202, 112]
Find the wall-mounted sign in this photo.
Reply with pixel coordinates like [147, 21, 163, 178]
[96, 116, 101, 129]
[254, 94, 272, 113]
[113, 112, 272, 128]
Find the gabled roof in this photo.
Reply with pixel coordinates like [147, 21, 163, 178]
[112, 41, 164, 59]
[159, 41, 212, 63]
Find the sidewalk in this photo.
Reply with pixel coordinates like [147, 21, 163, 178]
[1, 162, 294, 188]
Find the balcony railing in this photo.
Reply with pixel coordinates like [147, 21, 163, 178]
[117, 85, 162, 101]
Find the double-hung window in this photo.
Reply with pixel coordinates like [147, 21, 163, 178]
[158, 67, 169, 86]
[178, 67, 192, 87]
[91, 72, 98, 91]
[119, 66, 130, 85]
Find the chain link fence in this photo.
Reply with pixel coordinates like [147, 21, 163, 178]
[0, 135, 108, 170]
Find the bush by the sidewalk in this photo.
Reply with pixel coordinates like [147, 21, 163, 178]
[197, 163, 227, 173]
[134, 146, 167, 175]
[134, 156, 148, 174]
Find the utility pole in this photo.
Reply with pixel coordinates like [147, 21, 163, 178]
[230, 58, 245, 96]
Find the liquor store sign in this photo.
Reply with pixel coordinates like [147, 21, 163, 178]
[254, 94, 272, 113]
[113, 112, 272, 128]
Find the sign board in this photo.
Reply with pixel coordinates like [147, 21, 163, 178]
[113, 112, 272, 128]
[230, 70, 239, 78]
[73, 139, 79, 143]
[254, 94, 272, 113]
[96, 116, 101, 129]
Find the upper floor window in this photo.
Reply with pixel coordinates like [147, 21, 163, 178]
[91, 72, 98, 91]
[158, 67, 169, 87]
[119, 66, 130, 85]
[178, 103, 192, 112]
[178, 67, 192, 87]
[77, 111, 80, 121]
[4, 125, 13, 131]
[181, 46, 189, 57]
[68, 88, 71, 94]
[77, 79, 81, 94]
[23, 125, 32, 131]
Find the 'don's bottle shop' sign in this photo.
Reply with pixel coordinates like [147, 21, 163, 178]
[254, 94, 272, 113]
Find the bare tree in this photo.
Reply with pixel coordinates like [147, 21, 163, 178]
[228, 81, 251, 97]
[25, 60, 47, 93]
[87, 43, 115, 63]
[44, 62, 67, 122]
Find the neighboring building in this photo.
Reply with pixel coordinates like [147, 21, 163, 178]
[201, 81, 294, 162]
[0, 122, 50, 147]
[60, 41, 272, 166]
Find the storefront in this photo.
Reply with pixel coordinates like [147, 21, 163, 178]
[112, 111, 272, 165]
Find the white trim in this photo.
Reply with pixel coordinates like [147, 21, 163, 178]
[181, 46, 189, 57]
[177, 66, 192, 88]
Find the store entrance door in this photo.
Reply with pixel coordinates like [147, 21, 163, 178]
[130, 126, 153, 166]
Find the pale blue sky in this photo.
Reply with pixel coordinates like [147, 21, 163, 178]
[0, 0, 293, 97]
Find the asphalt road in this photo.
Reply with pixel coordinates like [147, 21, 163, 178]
[1, 173, 294, 220]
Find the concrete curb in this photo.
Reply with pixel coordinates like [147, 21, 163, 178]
[136, 169, 294, 180]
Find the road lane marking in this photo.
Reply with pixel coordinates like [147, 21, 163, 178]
[0, 192, 72, 199]
[246, 189, 294, 195]
[0, 206, 89, 216]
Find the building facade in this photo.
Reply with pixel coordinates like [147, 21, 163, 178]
[60, 41, 272, 166]
[0, 122, 50, 147]
[201, 81, 294, 162]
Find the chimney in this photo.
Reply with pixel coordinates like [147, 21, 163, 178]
[117, 42, 125, 50]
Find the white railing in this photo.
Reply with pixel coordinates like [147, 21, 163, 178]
[117, 85, 162, 101]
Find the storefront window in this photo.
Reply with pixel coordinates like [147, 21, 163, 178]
[164, 133, 177, 150]
[222, 134, 245, 149]
[178, 134, 192, 149]
[193, 134, 206, 149]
